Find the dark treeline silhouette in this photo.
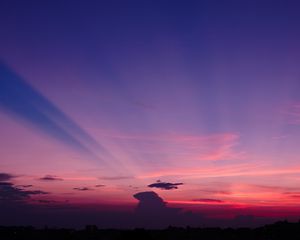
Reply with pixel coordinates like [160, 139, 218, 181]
[1, 220, 300, 240]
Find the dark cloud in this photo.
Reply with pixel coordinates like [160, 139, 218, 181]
[99, 176, 134, 180]
[0, 182, 13, 186]
[192, 198, 224, 203]
[95, 184, 105, 187]
[147, 180, 183, 190]
[133, 191, 182, 216]
[17, 185, 33, 188]
[133, 191, 191, 228]
[0, 173, 15, 182]
[37, 199, 58, 204]
[73, 187, 92, 191]
[39, 175, 63, 181]
[0, 182, 48, 202]
[134, 191, 166, 211]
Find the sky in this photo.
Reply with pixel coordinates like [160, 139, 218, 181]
[1, 0, 300, 228]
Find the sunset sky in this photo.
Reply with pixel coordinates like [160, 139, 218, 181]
[1, 0, 300, 228]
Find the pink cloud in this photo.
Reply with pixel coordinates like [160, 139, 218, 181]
[103, 131, 243, 162]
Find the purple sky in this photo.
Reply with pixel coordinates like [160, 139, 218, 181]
[1, 0, 300, 228]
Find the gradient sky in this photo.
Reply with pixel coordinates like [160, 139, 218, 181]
[1, 0, 300, 228]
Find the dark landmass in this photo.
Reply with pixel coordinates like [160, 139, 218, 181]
[1, 220, 300, 240]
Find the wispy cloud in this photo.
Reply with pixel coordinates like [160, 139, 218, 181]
[73, 187, 92, 191]
[39, 175, 63, 181]
[192, 198, 224, 203]
[105, 132, 242, 162]
[131, 100, 156, 110]
[284, 102, 300, 125]
[138, 163, 300, 179]
[99, 176, 134, 180]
